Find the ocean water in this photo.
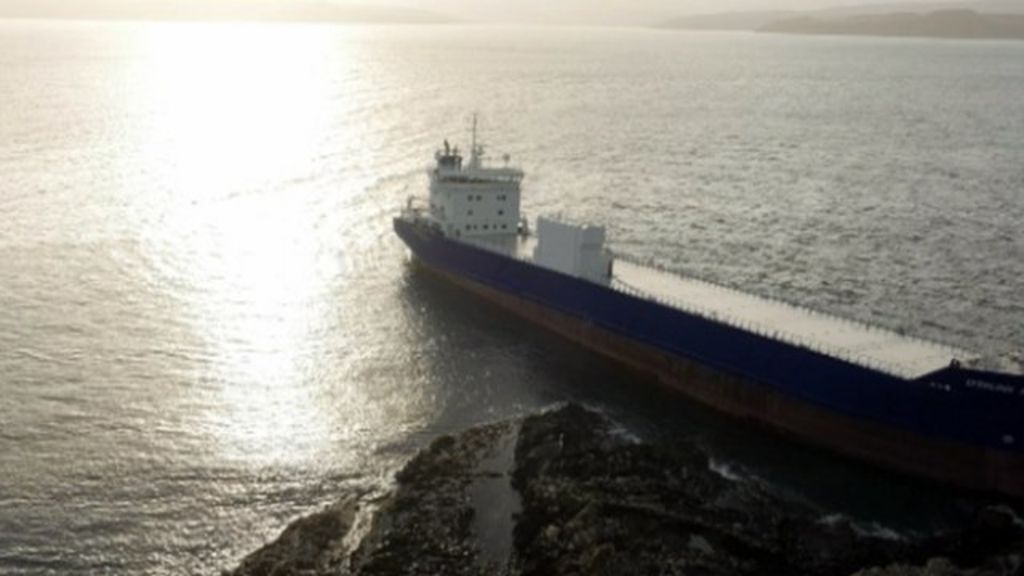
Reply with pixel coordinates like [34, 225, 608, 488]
[1, 21, 1022, 574]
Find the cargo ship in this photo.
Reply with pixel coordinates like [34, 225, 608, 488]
[393, 124, 1024, 497]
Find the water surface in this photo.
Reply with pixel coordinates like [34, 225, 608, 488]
[1, 22, 1022, 574]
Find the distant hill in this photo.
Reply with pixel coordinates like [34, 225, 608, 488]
[761, 9, 1024, 39]
[0, 0, 452, 24]
[813, 0, 1024, 18]
[657, 1, 1024, 32]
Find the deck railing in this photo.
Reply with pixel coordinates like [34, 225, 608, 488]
[604, 252, 963, 377]
[473, 239, 964, 378]
[607, 272, 909, 376]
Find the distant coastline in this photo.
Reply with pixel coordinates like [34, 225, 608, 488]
[658, 3, 1024, 41]
[0, 0, 453, 24]
[762, 10, 1024, 40]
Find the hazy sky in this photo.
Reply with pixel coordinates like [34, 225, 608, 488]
[0, 0, 996, 25]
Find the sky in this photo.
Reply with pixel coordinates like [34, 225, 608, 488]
[0, 0, 1001, 25]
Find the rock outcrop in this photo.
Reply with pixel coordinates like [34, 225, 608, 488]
[226, 404, 1023, 576]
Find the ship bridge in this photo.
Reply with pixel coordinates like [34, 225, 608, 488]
[426, 118, 525, 244]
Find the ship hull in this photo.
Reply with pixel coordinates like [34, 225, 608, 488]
[394, 218, 1024, 497]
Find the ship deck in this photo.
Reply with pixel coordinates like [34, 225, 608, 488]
[465, 233, 974, 380]
[610, 259, 971, 379]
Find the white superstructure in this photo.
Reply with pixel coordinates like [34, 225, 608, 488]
[424, 118, 614, 285]
[428, 118, 524, 246]
[533, 217, 613, 286]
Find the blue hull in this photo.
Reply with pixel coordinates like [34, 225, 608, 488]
[395, 217, 1024, 495]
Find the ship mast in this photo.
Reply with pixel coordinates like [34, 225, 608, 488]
[471, 113, 477, 157]
[469, 113, 481, 169]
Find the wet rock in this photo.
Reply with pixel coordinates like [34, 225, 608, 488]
[851, 556, 1018, 576]
[353, 422, 514, 576]
[229, 496, 360, 576]
[853, 507, 1024, 576]
[226, 404, 1023, 576]
[509, 405, 1023, 576]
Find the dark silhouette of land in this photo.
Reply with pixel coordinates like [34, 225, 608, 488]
[0, 0, 451, 24]
[762, 10, 1024, 39]
[657, 1, 1024, 40]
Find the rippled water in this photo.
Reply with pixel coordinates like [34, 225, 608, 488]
[1, 21, 1022, 574]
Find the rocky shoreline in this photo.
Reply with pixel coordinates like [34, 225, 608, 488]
[226, 405, 1023, 576]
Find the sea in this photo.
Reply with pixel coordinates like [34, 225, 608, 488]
[1, 20, 1022, 575]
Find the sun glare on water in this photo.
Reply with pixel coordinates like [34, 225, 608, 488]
[141, 23, 342, 195]
[131, 23, 364, 466]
